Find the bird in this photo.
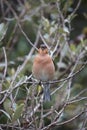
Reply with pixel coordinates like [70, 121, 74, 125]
[32, 44, 55, 102]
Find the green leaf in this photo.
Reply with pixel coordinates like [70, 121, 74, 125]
[57, 62, 67, 69]
[70, 44, 76, 52]
[61, 44, 69, 57]
[12, 103, 24, 122]
[0, 23, 8, 42]
[42, 17, 50, 30]
[3, 99, 13, 115]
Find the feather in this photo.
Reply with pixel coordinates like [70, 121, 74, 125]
[43, 83, 51, 102]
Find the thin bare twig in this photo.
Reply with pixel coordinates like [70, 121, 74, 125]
[41, 110, 86, 130]
[70, 0, 82, 18]
[5, 0, 38, 51]
[0, 47, 7, 93]
[2, 47, 7, 80]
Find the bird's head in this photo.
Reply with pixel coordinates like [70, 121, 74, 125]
[38, 44, 48, 55]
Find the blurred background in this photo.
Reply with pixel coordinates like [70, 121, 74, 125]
[0, 0, 87, 130]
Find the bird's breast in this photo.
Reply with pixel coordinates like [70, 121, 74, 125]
[32, 55, 55, 81]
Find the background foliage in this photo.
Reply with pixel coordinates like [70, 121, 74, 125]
[0, 0, 87, 130]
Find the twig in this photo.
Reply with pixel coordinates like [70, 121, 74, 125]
[30, 95, 43, 117]
[2, 47, 7, 80]
[39, 32, 50, 50]
[70, 0, 82, 18]
[0, 47, 7, 93]
[50, 61, 87, 84]
[67, 97, 87, 104]
[69, 88, 87, 102]
[41, 110, 86, 130]
[5, 0, 38, 51]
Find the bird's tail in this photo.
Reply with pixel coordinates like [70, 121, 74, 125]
[43, 83, 51, 102]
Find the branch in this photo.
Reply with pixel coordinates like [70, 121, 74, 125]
[41, 110, 86, 130]
[5, 0, 38, 51]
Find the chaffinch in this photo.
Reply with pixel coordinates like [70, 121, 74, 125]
[32, 44, 55, 102]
